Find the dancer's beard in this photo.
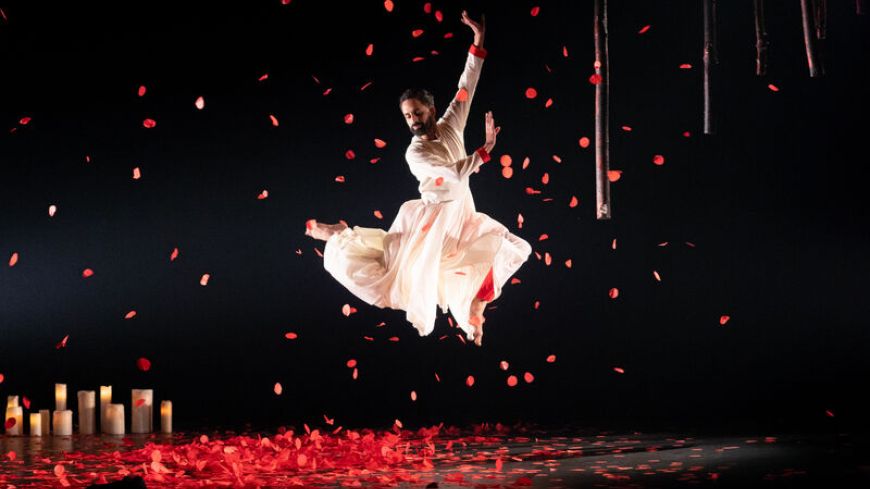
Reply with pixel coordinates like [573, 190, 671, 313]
[410, 116, 435, 137]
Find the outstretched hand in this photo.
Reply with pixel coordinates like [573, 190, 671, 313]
[484, 111, 501, 153]
[461, 10, 485, 47]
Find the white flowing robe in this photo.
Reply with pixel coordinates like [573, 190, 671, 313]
[323, 45, 532, 340]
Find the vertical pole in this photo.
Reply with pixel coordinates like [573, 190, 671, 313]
[594, 0, 611, 220]
[754, 0, 770, 76]
[703, 0, 717, 135]
[800, 0, 821, 77]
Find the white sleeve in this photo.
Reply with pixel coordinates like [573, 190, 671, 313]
[405, 145, 488, 184]
[439, 45, 487, 134]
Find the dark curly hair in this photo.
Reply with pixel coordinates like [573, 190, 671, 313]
[399, 88, 435, 107]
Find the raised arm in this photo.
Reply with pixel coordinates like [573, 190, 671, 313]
[406, 143, 492, 184]
[440, 11, 487, 133]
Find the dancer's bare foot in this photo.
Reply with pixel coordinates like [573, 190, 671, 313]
[470, 298, 487, 346]
[305, 219, 348, 241]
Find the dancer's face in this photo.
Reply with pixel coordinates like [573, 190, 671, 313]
[400, 99, 437, 139]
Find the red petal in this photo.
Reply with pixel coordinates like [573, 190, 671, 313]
[546, 354, 556, 363]
[344, 149, 356, 160]
[132, 167, 141, 180]
[373, 210, 383, 219]
[365, 44, 374, 56]
[269, 114, 279, 126]
[335, 175, 345, 183]
[274, 382, 283, 395]
[523, 372, 535, 383]
[124, 310, 137, 319]
[530, 6, 541, 16]
[588, 73, 602, 85]
[142, 118, 156, 128]
[609, 287, 619, 299]
[499, 360, 509, 370]
[194, 96, 205, 109]
[135, 398, 145, 407]
[507, 375, 518, 387]
[19, 116, 31, 125]
[137, 85, 147, 97]
[82, 268, 94, 278]
[200, 273, 210, 286]
[719, 315, 730, 325]
[411, 29, 424, 38]
[455, 87, 469, 102]
[4, 417, 15, 430]
[501, 166, 513, 179]
[170, 247, 179, 261]
[374, 138, 387, 148]
[638, 24, 652, 34]
[524, 87, 538, 99]
[137, 357, 152, 372]
[22, 396, 30, 409]
[607, 170, 622, 182]
[8, 252, 18, 267]
[569, 196, 579, 208]
[768, 84, 780, 92]
[465, 375, 475, 387]
[384, 0, 394, 12]
[614, 367, 625, 374]
[344, 113, 354, 124]
[652, 154, 665, 165]
[284, 332, 298, 339]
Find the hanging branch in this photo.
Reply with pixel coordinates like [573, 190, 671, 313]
[593, 0, 611, 220]
[754, 0, 770, 76]
[800, 0, 822, 77]
[703, 0, 717, 134]
[814, 0, 827, 39]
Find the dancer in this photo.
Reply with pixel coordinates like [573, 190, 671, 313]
[306, 11, 531, 346]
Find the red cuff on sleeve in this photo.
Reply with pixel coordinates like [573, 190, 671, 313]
[476, 146, 491, 163]
[469, 44, 488, 59]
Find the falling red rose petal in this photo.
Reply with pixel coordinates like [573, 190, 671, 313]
[639, 24, 651, 34]
[653, 154, 665, 165]
[609, 287, 619, 299]
[137, 357, 152, 372]
[525, 87, 537, 99]
[720, 315, 730, 325]
[200, 273, 210, 286]
[274, 382, 283, 395]
[8, 252, 18, 267]
[269, 114, 279, 126]
[466, 375, 475, 387]
[374, 138, 387, 148]
[56, 334, 69, 349]
[142, 118, 156, 128]
[614, 367, 625, 374]
[365, 44, 374, 56]
[530, 6, 541, 16]
[345, 149, 356, 160]
[412, 29, 424, 38]
[384, 0, 394, 12]
[82, 268, 94, 278]
[170, 247, 179, 261]
[344, 113, 354, 124]
[507, 375, 518, 387]
[285, 332, 298, 340]
[523, 372, 535, 383]
[137, 85, 146, 97]
[589, 73, 602, 85]
[194, 96, 205, 109]
[125, 310, 137, 320]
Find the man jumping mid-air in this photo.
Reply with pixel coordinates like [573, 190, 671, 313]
[306, 11, 531, 346]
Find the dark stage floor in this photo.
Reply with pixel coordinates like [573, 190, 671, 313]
[2, 426, 868, 488]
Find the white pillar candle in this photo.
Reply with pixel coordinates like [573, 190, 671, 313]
[29, 413, 43, 436]
[100, 385, 112, 433]
[6, 395, 19, 410]
[77, 390, 96, 434]
[105, 403, 125, 435]
[4, 406, 23, 435]
[131, 389, 153, 433]
[55, 383, 67, 412]
[160, 400, 172, 434]
[39, 409, 51, 435]
[52, 410, 73, 436]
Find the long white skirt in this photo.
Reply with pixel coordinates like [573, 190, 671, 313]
[323, 193, 532, 340]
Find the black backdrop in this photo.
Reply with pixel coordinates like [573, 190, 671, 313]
[2, 0, 869, 434]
